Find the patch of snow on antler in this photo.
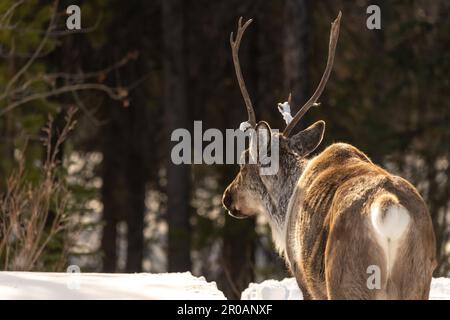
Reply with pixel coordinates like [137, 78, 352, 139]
[239, 121, 252, 132]
[277, 101, 293, 125]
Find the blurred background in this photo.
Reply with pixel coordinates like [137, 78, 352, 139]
[0, 0, 448, 299]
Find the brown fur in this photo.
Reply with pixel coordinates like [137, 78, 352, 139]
[222, 121, 437, 300]
[286, 143, 437, 299]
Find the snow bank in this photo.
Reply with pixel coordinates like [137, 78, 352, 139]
[0, 271, 225, 300]
[241, 278, 302, 300]
[2, 271, 448, 300]
[241, 277, 450, 300]
[429, 277, 450, 300]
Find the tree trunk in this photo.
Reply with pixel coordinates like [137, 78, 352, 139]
[125, 104, 146, 272]
[101, 139, 119, 272]
[163, 0, 192, 272]
[100, 1, 154, 273]
[221, 204, 255, 299]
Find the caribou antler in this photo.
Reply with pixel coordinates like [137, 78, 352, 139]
[283, 11, 342, 136]
[230, 17, 257, 128]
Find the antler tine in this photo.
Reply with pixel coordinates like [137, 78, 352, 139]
[230, 17, 256, 127]
[283, 11, 342, 136]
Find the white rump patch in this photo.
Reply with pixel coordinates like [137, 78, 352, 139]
[370, 200, 411, 278]
[371, 203, 410, 241]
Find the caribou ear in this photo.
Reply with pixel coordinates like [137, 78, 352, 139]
[249, 121, 272, 163]
[289, 120, 325, 156]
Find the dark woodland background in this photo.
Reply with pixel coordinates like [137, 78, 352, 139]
[0, 0, 449, 299]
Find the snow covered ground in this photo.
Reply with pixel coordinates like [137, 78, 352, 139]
[241, 277, 450, 300]
[1, 271, 449, 300]
[0, 271, 225, 300]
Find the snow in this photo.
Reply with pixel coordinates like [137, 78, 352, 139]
[239, 121, 252, 132]
[0, 271, 225, 300]
[277, 101, 293, 125]
[241, 278, 302, 300]
[241, 277, 450, 300]
[430, 277, 450, 300]
[1, 271, 448, 300]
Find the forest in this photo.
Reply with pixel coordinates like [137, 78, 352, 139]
[0, 0, 448, 299]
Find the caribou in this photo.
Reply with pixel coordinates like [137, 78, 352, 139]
[222, 12, 436, 299]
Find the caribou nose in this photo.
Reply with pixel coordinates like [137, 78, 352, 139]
[222, 192, 233, 210]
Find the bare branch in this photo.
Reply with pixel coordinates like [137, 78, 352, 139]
[283, 11, 341, 136]
[46, 51, 138, 81]
[0, 83, 125, 117]
[0, 107, 76, 270]
[230, 17, 256, 127]
[0, 46, 55, 59]
[0, 1, 140, 122]
[4, 1, 59, 96]
[0, 51, 137, 102]
[0, 0, 24, 27]
[0, 11, 102, 37]
[71, 91, 109, 127]
[48, 14, 103, 36]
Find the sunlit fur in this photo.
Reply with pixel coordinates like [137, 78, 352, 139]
[223, 122, 437, 300]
